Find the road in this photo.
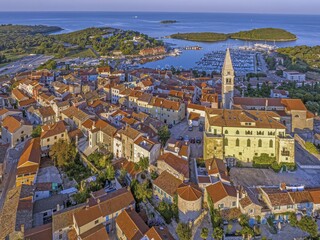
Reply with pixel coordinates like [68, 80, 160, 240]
[0, 145, 24, 209]
[0, 54, 53, 76]
[258, 52, 284, 83]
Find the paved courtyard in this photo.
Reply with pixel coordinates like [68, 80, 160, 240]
[36, 166, 62, 184]
[260, 223, 309, 240]
[230, 166, 320, 187]
[170, 119, 203, 158]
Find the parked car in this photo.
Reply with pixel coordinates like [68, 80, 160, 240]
[199, 125, 203, 132]
[168, 124, 173, 129]
[188, 126, 193, 131]
[178, 136, 183, 140]
[184, 135, 189, 142]
[190, 138, 196, 144]
[196, 137, 201, 144]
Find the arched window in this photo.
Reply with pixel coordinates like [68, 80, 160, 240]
[247, 139, 251, 147]
[269, 140, 273, 148]
[236, 138, 240, 147]
[236, 130, 240, 135]
[295, 115, 300, 118]
[258, 139, 262, 147]
[225, 130, 228, 135]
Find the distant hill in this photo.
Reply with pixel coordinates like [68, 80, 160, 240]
[170, 28, 297, 42]
[160, 20, 178, 24]
[230, 28, 297, 42]
[0, 24, 63, 35]
[170, 32, 228, 42]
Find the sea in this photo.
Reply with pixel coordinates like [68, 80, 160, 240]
[0, 12, 319, 69]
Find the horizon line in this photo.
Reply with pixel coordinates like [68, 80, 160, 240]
[0, 10, 319, 16]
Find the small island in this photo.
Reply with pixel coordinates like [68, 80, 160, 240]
[160, 20, 178, 24]
[170, 28, 297, 42]
[171, 32, 228, 42]
[230, 28, 297, 42]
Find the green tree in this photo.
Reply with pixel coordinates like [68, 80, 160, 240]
[118, 168, 127, 185]
[289, 212, 298, 227]
[130, 179, 152, 203]
[31, 125, 42, 138]
[176, 223, 192, 240]
[49, 140, 77, 167]
[212, 227, 224, 240]
[138, 156, 149, 171]
[241, 226, 254, 240]
[157, 201, 173, 224]
[297, 216, 318, 238]
[73, 190, 90, 204]
[158, 125, 171, 147]
[200, 227, 209, 239]
[105, 164, 115, 180]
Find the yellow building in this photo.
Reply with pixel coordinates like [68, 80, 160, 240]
[16, 138, 41, 186]
[203, 108, 295, 165]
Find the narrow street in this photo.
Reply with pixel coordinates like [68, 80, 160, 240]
[0, 145, 24, 209]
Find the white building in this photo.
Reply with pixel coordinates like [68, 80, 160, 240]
[283, 71, 306, 82]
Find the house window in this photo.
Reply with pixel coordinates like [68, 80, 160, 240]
[236, 138, 240, 147]
[232, 201, 236, 207]
[224, 130, 228, 135]
[274, 206, 280, 210]
[218, 204, 224, 209]
[47, 138, 50, 142]
[287, 205, 293, 209]
[247, 139, 251, 147]
[269, 140, 273, 148]
[224, 138, 228, 146]
[94, 220, 99, 224]
[258, 139, 262, 147]
[236, 130, 240, 135]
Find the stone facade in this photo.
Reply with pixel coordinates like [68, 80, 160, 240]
[203, 109, 295, 165]
[221, 48, 234, 109]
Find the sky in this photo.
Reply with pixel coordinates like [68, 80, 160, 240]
[1, 0, 320, 15]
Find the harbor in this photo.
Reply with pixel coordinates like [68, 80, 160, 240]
[195, 49, 258, 75]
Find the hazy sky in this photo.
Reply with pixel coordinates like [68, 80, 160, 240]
[1, 0, 320, 14]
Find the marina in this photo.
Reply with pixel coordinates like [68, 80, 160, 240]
[195, 49, 258, 75]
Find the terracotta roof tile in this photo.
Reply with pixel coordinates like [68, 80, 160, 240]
[17, 138, 41, 168]
[116, 209, 149, 240]
[153, 171, 182, 197]
[206, 181, 237, 203]
[145, 226, 174, 240]
[158, 153, 189, 179]
[177, 183, 202, 201]
[41, 121, 67, 139]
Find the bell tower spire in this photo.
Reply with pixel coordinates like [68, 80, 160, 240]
[221, 48, 234, 109]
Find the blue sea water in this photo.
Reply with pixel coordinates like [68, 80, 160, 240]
[0, 12, 319, 68]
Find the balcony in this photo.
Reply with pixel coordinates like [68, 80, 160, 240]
[281, 151, 290, 156]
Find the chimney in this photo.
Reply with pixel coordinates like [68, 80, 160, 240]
[280, 182, 286, 191]
[236, 189, 239, 208]
[265, 99, 268, 110]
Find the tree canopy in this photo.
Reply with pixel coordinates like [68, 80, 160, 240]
[49, 140, 77, 167]
[158, 125, 171, 147]
[176, 223, 192, 240]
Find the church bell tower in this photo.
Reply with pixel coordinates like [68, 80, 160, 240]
[221, 48, 235, 109]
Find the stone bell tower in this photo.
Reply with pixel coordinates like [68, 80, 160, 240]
[221, 48, 234, 109]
